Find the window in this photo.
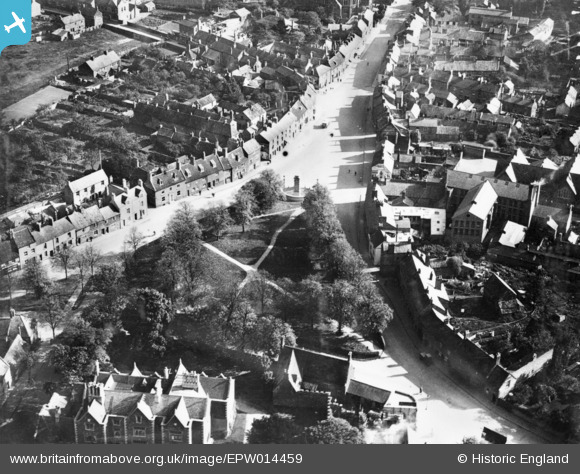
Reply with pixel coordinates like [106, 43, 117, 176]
[177, 191, 181, 196]
[170, 433, 183, 442]
[112, 418, 121, 427]
[86, 435, 97, 443]
[56, 237, 59, 243]
[162, 197, 166, 202]
[76, 191, 80, 196]
[113, 430, 122, 437]
[85, 421, 95, 431]
[133, 428, 146, 437]
[135, 414, 143, 424]
[94, 230, 98, 235]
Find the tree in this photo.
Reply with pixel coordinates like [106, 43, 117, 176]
[201, 204, 233, 240]
[83, 242, 102, 277]
[247, 413, 301, 444]
[295, 276, 324, 329]
[41, 294, 66, 339]
[53, 246, 73, 280]
[91, 263, 125, 295]
[327, 280, 357, 334]
[122, 288, 174, 355]
[297, 11, 322, 32]
[446, 256, 463, 277]
[126, 226, 144, 254]
[242, 171, 284, 214]
[247, 271, 274, 316]
[3, 271, 14, 308]
[22, 258, 52, 299]
[355, 280, 393, 335]
[50, 319, 112, 384]
[325, 237, 365, 282]
[160, 203, 214, 309]
[71, 249, 88, 292]
[232, 188, 256, 233]
[248, 316, 296, 358]
[303, 417, 364, 444]
[163, 202, 203, 255]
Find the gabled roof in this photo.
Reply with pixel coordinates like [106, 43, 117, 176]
[67, 170, 108, 194]
[346, 379, 390, 404]
[83, 51, 120, 73]
[194, 93, 216, 109]
[31, 218, 75, 245]
[446, 170, 530, 201]
[0, 240, 18, 265]
[498, 221, 526, 248]
[452, 180, 498, 220]
[242, 138, 261, 156]
[12, 226, 35, 249]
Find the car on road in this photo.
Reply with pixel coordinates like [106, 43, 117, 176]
[320, 119, 329, 129]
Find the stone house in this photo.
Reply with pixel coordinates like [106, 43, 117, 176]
[451, 181, 497, 244]
[64, 169, 109, 206]
[70, 361, 235, 443]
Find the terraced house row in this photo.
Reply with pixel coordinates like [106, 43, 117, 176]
[0, 170, 148, 272]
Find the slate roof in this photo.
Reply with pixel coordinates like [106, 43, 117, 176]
[498, 221, 527, 248]
[0, 240, 18, 265]
[346, 379, 390, 404]
[12, 226, 35, 249]
[380, 182, 447, 208]
[68, 170, 108, 194]
[446, 170, 530, 201]
[242, 138, 261, 156]
[84, 51, 120, 73]
[31, 218, 75, 245]
[61, 13, 85, 26]
[452, 181, 498, 220]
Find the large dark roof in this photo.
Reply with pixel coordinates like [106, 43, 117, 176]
[446, 170, 530, 201]
[275, 346, 349, 392]
[380, 182, 447, 208]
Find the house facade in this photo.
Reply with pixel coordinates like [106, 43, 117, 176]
[64, 169, 110, 206]
[70, 361, 235, 444]
[451, 181, 497, 244]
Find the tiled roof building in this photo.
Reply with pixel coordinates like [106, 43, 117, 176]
[70, 361, 235, 444]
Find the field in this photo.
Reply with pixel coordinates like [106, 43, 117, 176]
[0, 28, 142, 110]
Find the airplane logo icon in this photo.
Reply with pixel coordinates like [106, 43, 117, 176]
[4, 12, 26, 34]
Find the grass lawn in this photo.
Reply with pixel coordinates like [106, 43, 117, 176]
[128, 238, 246, 291]
[0, 29, 142, 110]
[211, 213, 292, 266]
[259, 214, 310, 280]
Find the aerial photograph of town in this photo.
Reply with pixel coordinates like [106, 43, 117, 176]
[0, 0, 579, 446]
